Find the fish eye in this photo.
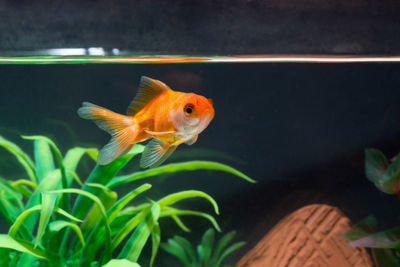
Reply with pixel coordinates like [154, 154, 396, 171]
[184, 103, 194, 115]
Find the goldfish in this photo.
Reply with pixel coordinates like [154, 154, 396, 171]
[78, 76, 215, 168]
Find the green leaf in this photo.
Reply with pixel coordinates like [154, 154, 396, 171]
[0, 178, 24, 208]
[55, 207, 83, 222]
[112, 208, 151, 251]
[170, 215, 191, 232]
[0, 193, 18, 224]
[49, 188, 112, 262]
[172, 236, 196, 263]
[341, 216, 378, 241]
[11, 179, 37, 191]
[199, 228, 214, 266]
[63, 147, 97, 186]
[0, 190, 32, 240]
[375, 154, 400, 194]
[28, 170, 62, 205]
[107, 161, 256, 188]
[118, 202, 160, 263]
[108, 183, 152, 223]
[78, 184, 152, 266]
[118, 204, 151, 216]
[63, 147, 97, 170]
[49, 220, 85, 247]
[0, 248, 10, 267]
[0, 135, 36, 183]
[86, 148, 99, 162]
[158, 190, 219, 215]
[161, 238, 191, 267]
[9, 204, 82, 239]
[9, 205, 43, 238]
[0, 234, 47, 259]
[108, 205, 151, 234]
[365, 149, 389, 183]
[72, 145, 144, 220]
[150, 223, 161, 267]
[102, 259, 141, 267]
[16, 254, 38, 267]
[11, 183, 33, 198]
[215, 241, 245, 267]
[67, 171, 83, 186]
[160, 207, 221, 232]
[34, 139, 55, 183]
[24, 169, 62, 230]
[197, 244, 203, 264]
[81, 183, 117, 230]
[373, 248, 400, 267]
[35, 193, 57, 248]
[347, 226, 400, 248]
[211, 231, 237, 265]
[23, 135, 71, 215]
[0, 178, 24, 223]
[22, 136, 67, 190]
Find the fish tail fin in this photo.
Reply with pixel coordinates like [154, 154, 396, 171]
[78, 102, 139, 165]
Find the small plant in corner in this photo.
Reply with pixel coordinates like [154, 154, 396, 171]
[162, 228, 245, 267]
[342, 149, 400, 266]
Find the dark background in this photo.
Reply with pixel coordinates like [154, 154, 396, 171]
[0, 0, 400, 54]
[0, 63, 400, 265]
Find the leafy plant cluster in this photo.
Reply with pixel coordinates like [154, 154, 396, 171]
[0, 135, 254, 266]
[161, 228, 245, 267]
[342, 149, 400, 266]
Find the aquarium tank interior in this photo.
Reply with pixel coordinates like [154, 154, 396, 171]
[0, 1, 400, 267]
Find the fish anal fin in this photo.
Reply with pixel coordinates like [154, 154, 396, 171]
[97, 125, 139, 165]
[127, 76, 171, 116]
[140, 139, 177, 168]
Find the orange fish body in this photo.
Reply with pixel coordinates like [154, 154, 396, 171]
[78, 76, 214, 168]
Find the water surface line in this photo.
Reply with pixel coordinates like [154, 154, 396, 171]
[0, 55, 400, 64]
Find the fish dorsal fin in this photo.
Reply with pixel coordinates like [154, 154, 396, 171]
[140, 138, 177, 168]
[127, 76, 171, 116]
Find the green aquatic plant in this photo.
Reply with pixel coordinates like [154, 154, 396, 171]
[161, 228, 245, 267]
[342, 149, 400, 266]
[0, 135, 254, 266]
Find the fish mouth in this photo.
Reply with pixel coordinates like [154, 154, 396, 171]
[204, 109, 215, 120]
[201, 108, 212, 117]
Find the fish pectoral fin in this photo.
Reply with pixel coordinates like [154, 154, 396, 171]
[185, 135, 198, 146]
[126, 76, 171, 116]
[144, 129, 176, 136]
[140, 139, 177, 168]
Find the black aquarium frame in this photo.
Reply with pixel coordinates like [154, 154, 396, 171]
[0, 0, 399, 55]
